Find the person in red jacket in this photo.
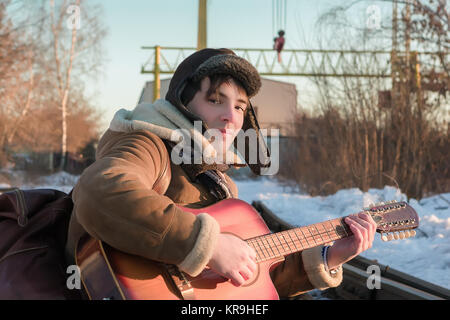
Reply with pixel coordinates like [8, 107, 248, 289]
[273, 30, 285, 63]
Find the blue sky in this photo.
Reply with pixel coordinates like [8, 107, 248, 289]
[88, 0, 392, 130]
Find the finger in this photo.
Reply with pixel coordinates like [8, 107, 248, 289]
[246, 245, 257, 260]
[359, 211, 377, 225]
[353, 215, 373, 231]
[355, 214, 376, 245]
[230, 271, 246, 287]
[348, 215, 372, 234]
[346, 218, 365, 237]
[345, 217, 366, 251]
[239, 266, 253, 281]
[350, 218, 372, 250]
[359, 214, 376, 244]
[248, 258, 258, 273]
[358, 212, 377, 233]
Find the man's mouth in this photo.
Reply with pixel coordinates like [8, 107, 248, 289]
[218, 129, 234, 136]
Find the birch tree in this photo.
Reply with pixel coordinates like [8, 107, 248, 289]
[46, 0, 106, 170]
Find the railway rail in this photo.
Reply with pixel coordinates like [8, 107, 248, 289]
[252, 200, 450, 300]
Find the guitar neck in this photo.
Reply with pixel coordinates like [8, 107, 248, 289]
[246, 217, 352, 263]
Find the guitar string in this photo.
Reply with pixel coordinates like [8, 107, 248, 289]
[253, 236, 269, 259]
[250, 212, 408, 262]
[247, 221, 352, 262]
[269, 234, 282, 256]
[313, 224, 325, 243]
[246, 224, 344, 252]
[273, 219, 350, 245]
[287, 229, 300, 251]
[262, 235, 276, 258]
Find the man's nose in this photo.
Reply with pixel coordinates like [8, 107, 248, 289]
[220, 102, 237, 123]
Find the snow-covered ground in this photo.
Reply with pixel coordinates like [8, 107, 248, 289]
[1, 171, 449, 290]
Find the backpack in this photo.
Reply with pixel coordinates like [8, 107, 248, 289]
[0, 135, 178, 300]
[0, 188, 81, 300]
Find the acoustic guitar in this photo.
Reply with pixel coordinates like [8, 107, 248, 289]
[75, 199, 419, 300]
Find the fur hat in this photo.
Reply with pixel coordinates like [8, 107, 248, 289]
[165, 48, 271, 176]
[190, 54, 261, 98]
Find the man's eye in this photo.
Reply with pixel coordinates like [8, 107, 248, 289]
[209, 99, 221, 104]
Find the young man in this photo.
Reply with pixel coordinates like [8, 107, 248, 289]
[65, 48, 376, 298]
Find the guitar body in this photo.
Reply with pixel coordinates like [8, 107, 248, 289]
[76, 199, 284, 300]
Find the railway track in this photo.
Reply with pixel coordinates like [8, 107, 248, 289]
[252, 200, 450, 300]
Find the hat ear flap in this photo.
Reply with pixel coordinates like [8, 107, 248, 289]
[234, 102, 271, 175]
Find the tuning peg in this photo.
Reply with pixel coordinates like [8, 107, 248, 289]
[398, 231, 405, 239]
[393, 232, 400, 240]
[410, 230, 416, 237]
[404, 230, 411, 238]
[381, 233, 388, 242]
[387, 233, 394, 241]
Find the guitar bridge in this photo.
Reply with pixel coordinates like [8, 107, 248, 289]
[164, 264, 196, 300]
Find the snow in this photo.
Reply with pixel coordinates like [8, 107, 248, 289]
[2, 171, 449, 290]
[0, 170, 78, 194]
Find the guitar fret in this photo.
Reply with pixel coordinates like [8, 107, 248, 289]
[321, 222, 334, 242]
[280, 231, 293, 253]
[322, 223, 335, 241]
[268, 234, 282, 256]
[258, 237, 272, 259]
[314, 224, 325, 243]
[247, 240, 260, 261]
[252, 238, 267, 261]
[338, 218, 350, 237]
[274, 233, 286, 255]
[328, 221, 340, 240]
[292, 229, 304, 250]
[321, 222, 334, 243]
[286, 230, 299, 251]
[307, 226, 318, 245]
[299, 227, 310, 247]
[262, 236, 276, 258]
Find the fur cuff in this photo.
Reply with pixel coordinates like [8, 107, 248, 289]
[178, 213, 220, 277]
[301, 246, 343, 290]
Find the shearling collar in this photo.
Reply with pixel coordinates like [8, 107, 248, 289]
[109, 99, 245, 166]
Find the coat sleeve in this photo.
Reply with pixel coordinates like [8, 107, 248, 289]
[270, 246, 343, 298]
[72, 129, 220, 277]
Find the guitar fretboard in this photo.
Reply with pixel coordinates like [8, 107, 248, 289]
[246, 217, 352, 263]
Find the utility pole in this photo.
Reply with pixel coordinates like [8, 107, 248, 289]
[197, 0, 207, 50]
[153, 45, 160, 102]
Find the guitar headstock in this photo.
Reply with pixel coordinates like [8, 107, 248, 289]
[363, 201, 419, 242]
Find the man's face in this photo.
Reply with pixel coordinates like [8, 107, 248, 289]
[187, 77, 248, 156]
